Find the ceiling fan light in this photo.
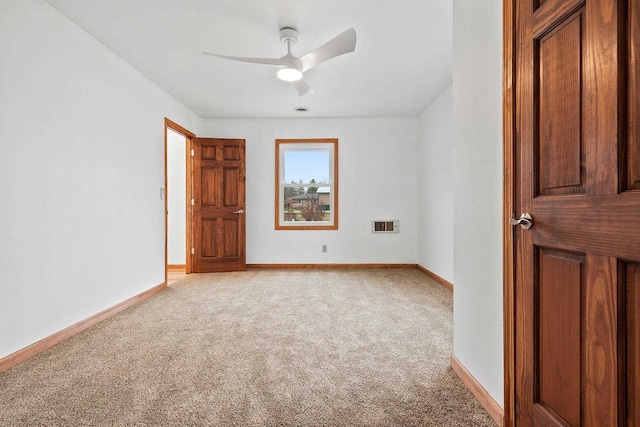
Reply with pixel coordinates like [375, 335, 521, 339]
[277, 67, 303, 81]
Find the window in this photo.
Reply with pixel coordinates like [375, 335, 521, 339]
[275, 139, 338, 230]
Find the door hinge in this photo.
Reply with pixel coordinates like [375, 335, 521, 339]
[191, 248, 195, 255]
[190, 149, 194, 157]
[191, 198, 194, 206]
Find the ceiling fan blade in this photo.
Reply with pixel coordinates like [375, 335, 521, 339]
[299, 28, 357, 72]
[291, 79, 315, 97]
[202, 51, 288, 66]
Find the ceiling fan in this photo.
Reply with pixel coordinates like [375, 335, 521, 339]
[203, 27, 357, 96]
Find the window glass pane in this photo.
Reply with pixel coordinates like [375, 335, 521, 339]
[283, 187, 331, 222]
[284, 150, 330, 184]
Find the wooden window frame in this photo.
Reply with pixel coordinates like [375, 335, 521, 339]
[275, 138, 339, 230]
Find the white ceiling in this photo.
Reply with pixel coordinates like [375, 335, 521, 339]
[44, 0, 452, 119]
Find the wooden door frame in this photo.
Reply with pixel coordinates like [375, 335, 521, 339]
[164, 118, 196, 282]
[502, 0, 515, 425]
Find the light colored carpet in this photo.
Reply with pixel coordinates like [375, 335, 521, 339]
[0, 269, 496, 426]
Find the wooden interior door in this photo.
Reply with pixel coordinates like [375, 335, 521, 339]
[512, 0, 640, 425]
[192, 138, 246, 272]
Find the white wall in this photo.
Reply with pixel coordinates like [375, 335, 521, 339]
[416, 84, 454, 282]
[0, 0, 201, 359]
[167, 129, 186, 265]
[199, 118, 418, 264]
[452, 0, 504, 406]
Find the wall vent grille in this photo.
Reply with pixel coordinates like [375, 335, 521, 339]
[372, 220, 399, 233]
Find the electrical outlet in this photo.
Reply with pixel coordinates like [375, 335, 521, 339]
[322, 245, 327, 253]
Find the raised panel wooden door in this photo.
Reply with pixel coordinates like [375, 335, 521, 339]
[192, 138, 245, 272]
[513, 0, 640, 425]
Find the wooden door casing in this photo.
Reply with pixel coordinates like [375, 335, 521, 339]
[509, 0, 640, 426]
[192, 138, 246, 272]
[164, 118, 196, 276]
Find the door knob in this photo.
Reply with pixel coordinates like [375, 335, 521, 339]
[232, 209, 244, 214]
[509, 213, 533, 230]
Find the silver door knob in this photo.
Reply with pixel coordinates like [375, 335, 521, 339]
[509, 213, 533, 230]
[232, 209, 244, 214]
